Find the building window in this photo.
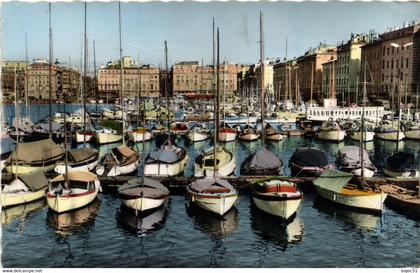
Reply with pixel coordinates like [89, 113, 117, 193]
[406, 58, 409, 68]
[387, 47, 390, 55]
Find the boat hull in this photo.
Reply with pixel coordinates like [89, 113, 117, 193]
[265, 133, 283, 141]
[239, 133, 259, 141]
[144, 155, 188, 177]
[253, 195, 302, 220]
[97, 132, 123, 144]
[404, 129, 420, 140]
[122, 197, 165, 212]
[351, 167, 376, 178]
[314, 185, 387, 212]
[132, 131, 153, 142]
[76, 132, 95, 143]
[188, 193, 238, 216]
[317, 130, 345, 142]
[47, 180, 100, 213]
[6, 163, 56, 175]
[383, 167, 419, 178]
[187, 131, 209, 142]
[194, 154, 236, 178]
[349, 131, 375, 142]
[218, 132, 237, 142]
[375, 131, 405, 141]
[54, 158, 100, 174]
[1, 188, 46, 208]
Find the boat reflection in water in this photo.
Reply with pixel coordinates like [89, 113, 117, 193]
[348, 139, 374, 151]
[313, 195, 380, 231]
[250, 204, 304, 251]
[2, 199, 46, 226]
[186, 202, 239, 239]
[116, 202, 168, 236]
[47, 199, 100, 236]
[375, 139, 404, 154]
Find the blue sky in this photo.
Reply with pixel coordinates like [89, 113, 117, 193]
[2, 1, 420, 69]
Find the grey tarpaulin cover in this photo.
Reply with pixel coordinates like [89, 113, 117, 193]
[290, 148, 329, 167]
[118, 177, 169, 198]
[148, 148, 179, 164]
[338, 146, 374, 168]
[189, 177, 235, 193]
[10, 138, 64, 163]
[1, 135, 15, 155]
[246, 148, 282, 170]
[18, 171, 49, 191]
[68, 148, 97, 163]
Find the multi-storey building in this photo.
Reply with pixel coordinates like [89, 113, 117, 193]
[336, 34, 370, 105]
[380, 22, 420, 107]
[26, 59, 60, 101]
[361, 39, 383, 101]
[322, 59, 338, 100]
[1, 61, 27, 100]
[254, 59, 275, 96]
[97, 56, 160, 100]
[272, 45, 336, 104]
[61, 68, 80, 102]
[172, 61, 240, 96]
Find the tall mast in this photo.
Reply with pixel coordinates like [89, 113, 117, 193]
[260, 11, 265, 145]
[164, 41, 170, 135]
[83, 1, 87, 145]
[14, 68, 19, 178]
[396, 69, 402, 152]
[284, 38, 288, 107]
[214, 27, 220, 178]
[310, 61, 314, 105]
[48, 2, 52, 137]
[137, 51, 141, 128]
[212, 17, 216, 98]
[118, 1, 125, 145]
[93, 39, 98, 116]
[25, 32, 29, 119]
[360, 62, 366, 182]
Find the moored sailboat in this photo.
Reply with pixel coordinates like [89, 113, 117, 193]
[289, 147, 333, 177]
[95, 145, 139, 177]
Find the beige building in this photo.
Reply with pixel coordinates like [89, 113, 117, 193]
[172, 61, 240, 96]
[26, 59, 60, 101]
[98, 57, 160, 100]
[254, 59, 275, 96]
[361, 39, 383, 100]
[1, 61, 27, 100]
[322, 59, 338, 99]
[336, 34, 370, 105]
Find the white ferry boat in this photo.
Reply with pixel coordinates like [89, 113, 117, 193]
[306, 99, 384, 122]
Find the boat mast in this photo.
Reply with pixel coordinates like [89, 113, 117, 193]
[396, 68, 402, 152]
[25, 32, 29, 120]
[360, 62, 366, 182]
[310, 61, 314, 106]
[212, 17, 216, 120]
[93, 39, 98, 116]
[48, 2, 52, 137]
[83, 1, 87, 145]
[118, 1, 125, 145]
[284, 38, 288, 108]
[137, 51, 141, 128]
[64, 94, 69, 186]
[260, 11, 265, 145]
[14, 67, 19, 178]
[164, 40, 170, 137]
[213, 27, 220, 178]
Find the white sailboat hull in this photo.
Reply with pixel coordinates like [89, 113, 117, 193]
[187, 131, 208, 142]
[132, 131, 153, 142]
[122, 197, 165, 212]
[54, 158, 100, 174]
[96, 160, 139, 177]
[144, 155, 189, 177]
[218, 132, 237, 142]
[404, 129, 420, 140]
[47, 180, 100, 213]
[351, 167, 376, 178]
[349, 131, 375, 142]
[1, 188, 46, 208]
[76, 132, 95, 143]
[97, 132, 123, 144]
[194, 154, 236, 178]
[317, 130, 345, 142]
[190, 194, 238, 216]
[265, 134, 283, 141]
[253, 197, 301, 220]
[239, 133, 259, 141]
[314, 186, 387, 212]
[375, 131, 405, 141]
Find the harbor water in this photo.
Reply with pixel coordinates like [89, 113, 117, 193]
[1, 104, 420, 267]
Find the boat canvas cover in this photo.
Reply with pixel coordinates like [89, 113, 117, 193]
[148, 149, 179, 164]
[69, 148, 97, 163]
[119, 177, 169, 197]
[313, 169, 353, 193]
[386, 152, 415, 172]
[190, 178, 235, 193]
[117, 146, 136, 158]
[290, 148, 328, 167]
[18, 171, 48, 191]
[338, 146, 373, 168]
[246, 148, 282, 170]
[35, 121, 63, 132]
[10, 138, 64, 163]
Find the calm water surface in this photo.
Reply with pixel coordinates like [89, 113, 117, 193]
[2, 104, 420, 267]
